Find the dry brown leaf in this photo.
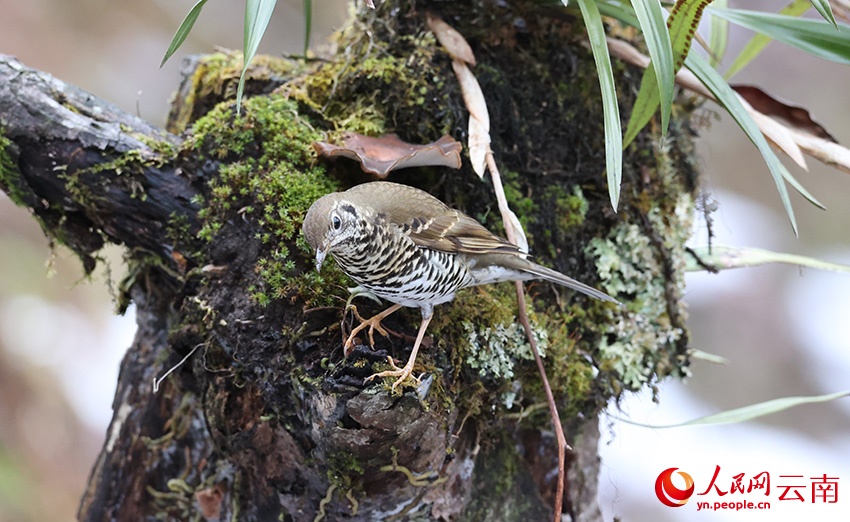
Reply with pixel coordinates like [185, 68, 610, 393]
[786, 129, 850, 175]
[504, 207, 529, 255]
[732, 85, 837, 142]
[450, 59, 491, 177]
[426, 12, 476, 66]
[468, 115, 490, 177]
[748, 108, 808, 170]
[312, 133, 462, 177]
[451, 60, 490, 130]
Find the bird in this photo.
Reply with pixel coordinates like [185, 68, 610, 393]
[302, 181, 618, 392]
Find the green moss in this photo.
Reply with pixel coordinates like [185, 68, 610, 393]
[0, 130, 29, 207]
[424, 279, 601, 421]
[168, 51, 298, 134]
[326, 450, 365, 492]
[501, 171, 539, 233]
[189, 95, 350, 306]
[129, 129, 178, 157]
[550, 184, 588, 231]
[294, 30, 452, 140]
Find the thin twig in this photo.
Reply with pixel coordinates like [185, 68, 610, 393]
[486, 153, 569, 521]
[153, 342, 204, 393]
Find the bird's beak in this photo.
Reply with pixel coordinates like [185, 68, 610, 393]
[315, 240, 329, 272]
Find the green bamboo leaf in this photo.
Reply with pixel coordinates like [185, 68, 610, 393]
[710, 6, 850, 65]
[616, 391, 850, 428]
[685, 246, 850, 273]
[161, 0, 209, 68]
[577, 0, 622, 211]
[723, 1, 811, 80]
[623, 65, 660, 149]
[810, 0, 837, 27]
[667, 0, 713, 71]
[237, 0, 278, 114]
[708, 0, 728, 67]
[686, 53, 827, 235]
[303, 0, 313, 55]
[632, 0, 674, 133]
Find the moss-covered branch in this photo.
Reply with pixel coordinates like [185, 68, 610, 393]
[0, 54, 198, 274]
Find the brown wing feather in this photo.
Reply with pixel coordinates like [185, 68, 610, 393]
[344, 181, 522, 256]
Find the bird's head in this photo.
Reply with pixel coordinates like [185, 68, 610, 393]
[302, 193, 361, 271]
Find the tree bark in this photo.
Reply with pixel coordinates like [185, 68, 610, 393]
[0, 1, 698, 520]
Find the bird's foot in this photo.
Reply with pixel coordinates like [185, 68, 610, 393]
[365, 356, 420, 393]
[342, 305, 401, 356]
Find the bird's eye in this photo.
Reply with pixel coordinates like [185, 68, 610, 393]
[332, 216, 342, 230]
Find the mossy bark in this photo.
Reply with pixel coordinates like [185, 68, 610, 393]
[0, 1, 699, 520]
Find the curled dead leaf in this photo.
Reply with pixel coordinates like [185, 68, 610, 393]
[312, 133, 462, 177]
[426, 12, 476, 66]
[468, 115, 490, 177]
[503, 207, 528, 256]
[732, 85, 837, 143]
[451, 60, 489, 130]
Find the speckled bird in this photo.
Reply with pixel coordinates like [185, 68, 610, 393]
[302, 181, 617, 391]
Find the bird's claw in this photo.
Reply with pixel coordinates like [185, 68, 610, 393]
[342, 304, 403, 356]
[365, 356, 420, 393]
[343, 305, 392, 356]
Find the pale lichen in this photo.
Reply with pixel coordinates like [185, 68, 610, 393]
[462, 318, 548, 380]
[587, 190, 694, 389]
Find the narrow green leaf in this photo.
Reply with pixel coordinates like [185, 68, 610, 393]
[723, 1, 811, 80]
[708, 0, 729, 67]
[685, 246, 850, 273]
[622, 0, 714, 149]
[667, 0, 714, 71]
[632, 0, 674, 133]
[577, 0, 622, 211]
[237, 0, 278, 114]
[161, 0, 209, 68]
[686, 53, 827, 235]
[810, 0, 837, 27]
[303, 0, 313, 55]
[616, 391, 850, 428]
[710, 6, 850, 65]
[623, 65, 660, 149]
[595, 0, 640, 27]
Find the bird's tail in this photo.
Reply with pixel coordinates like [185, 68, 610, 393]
[520, 261, 619, 303]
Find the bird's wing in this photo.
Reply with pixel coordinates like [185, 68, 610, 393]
[404, 209, 522, 255]
[346, 181, 523, 256]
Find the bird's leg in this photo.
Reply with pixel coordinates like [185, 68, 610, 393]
[365, 312, 433, 393]
[343, 303, 403, 357]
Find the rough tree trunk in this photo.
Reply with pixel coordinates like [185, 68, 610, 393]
[0, 1, 698, 520]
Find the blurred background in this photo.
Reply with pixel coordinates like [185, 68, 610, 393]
[0, 1, 847, 521]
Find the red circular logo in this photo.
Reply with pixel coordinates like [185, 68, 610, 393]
[655, 467, 695, 507]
